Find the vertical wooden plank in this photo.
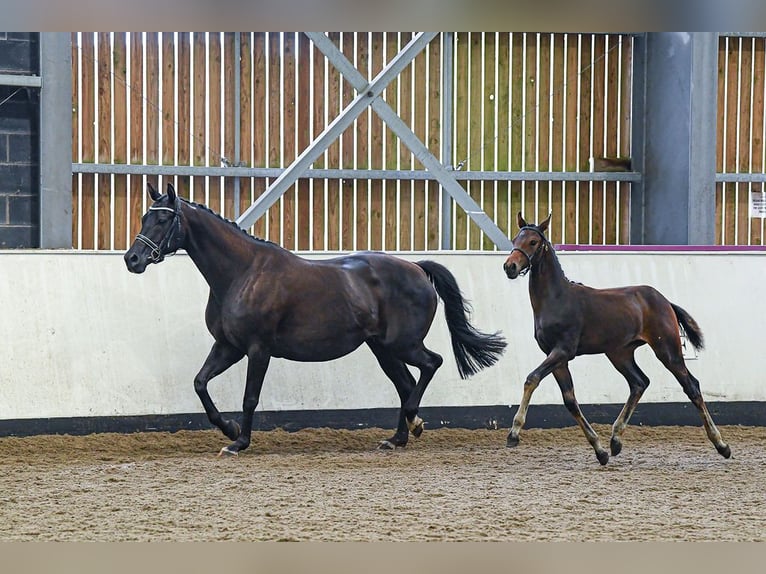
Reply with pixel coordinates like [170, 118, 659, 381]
[312, 35, 327, 250]
[177, 32, 191, 199]
[129, 32, 145, 241]
[577, 34, 592, 244]
[482, 32, 498, 250]
[467, 32, 483, 249]
[603, 35, 619, 245]
[161, 32, 176, 174]
[207, 33, 222, 215]
[250, 32, 266, 238]
[618, 35, 632, 245]
[715, 36, 726, 244]
[737, 38, 753, 245]
[282, 32, 297, 250]
[81, 33, 96, 250]
[384, 32, 399, 250]
[326, 32, 342, 250]
[71, 33, 81, 248]
[341, 32, 356, 250]
[751, 37, 765, 245]
[523, 33, 537, 230]
[222, 33, 236, 227]
[267, 32, 282, 243]
[494, 33, 510, 247]
[297, 33, 312, 251]
[145, 33, 160, 169]
[97, 32, 112, 250]
[426, 35, 442, 250]
[537, 33, 552, 230]
[192, 32, 207, 208]
[564, 34, 579, 243]
[355, 33, 370, 250]
[397, 31, 413, 250]
[724, 37, 739, 244]
[112, 33, 128, 250]
[550, 33, 565, 245]
[408, 39, 424, 251]
[509, 33, 524, 238]
[369, 32, 384, 250]
[453, 32, 469, 250]
[590, 34, 606, 245]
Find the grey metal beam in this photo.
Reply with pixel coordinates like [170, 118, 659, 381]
[72, 162, 640, 182]
[39, 33, 72, 248]
[307, 32, 512, 251]
[0, 73, 42, 87]
[235, 32, 438, 231]
[632, 32, 718, 245]
[629, 33, 647, 244]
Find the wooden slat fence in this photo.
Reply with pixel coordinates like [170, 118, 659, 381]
[71, 32, 637, 251]
[717, 35, 766, 245]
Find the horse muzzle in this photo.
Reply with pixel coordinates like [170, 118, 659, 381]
[503, 257, 522, 279]
[124, 249, 148, 274]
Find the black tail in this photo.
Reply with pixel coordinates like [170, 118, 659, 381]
[671, 303, 704, 351]
[417, 260, 507, 379]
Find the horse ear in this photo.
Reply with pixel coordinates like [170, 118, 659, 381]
[517, 212, 528, 229]
[166, 182, 177, 203]
[538, 212, 552, 234]
[147, 182, 161, 202]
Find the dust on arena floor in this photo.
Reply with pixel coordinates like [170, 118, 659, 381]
[0, 424, 763, 541]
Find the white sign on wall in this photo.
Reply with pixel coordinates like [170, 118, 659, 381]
[750, 190, 766, 218]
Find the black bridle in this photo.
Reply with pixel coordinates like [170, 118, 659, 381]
[509, 225, 548, 276]
[134, 200, 184, 264]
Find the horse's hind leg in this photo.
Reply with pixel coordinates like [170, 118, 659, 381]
[606, 348, 650, 456]
[400, 345, 443, 433]
[194, 341, 246, 442]
[552, 365, 610, 465]
[368, 342, 418, 449]
[654, 345, 730, 458]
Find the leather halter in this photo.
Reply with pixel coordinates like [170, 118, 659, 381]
[509, 225, 548, 276]
[134, 201, 183, 263]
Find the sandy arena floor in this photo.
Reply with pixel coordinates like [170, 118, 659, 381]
[0, 424, 763, 541]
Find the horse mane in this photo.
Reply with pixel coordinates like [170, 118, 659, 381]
[179, 196, 277, 247]
[529, 224, 572, 283]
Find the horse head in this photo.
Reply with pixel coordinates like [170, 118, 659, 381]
[503, 212, 551, 279]
[124, 182, 185, 273]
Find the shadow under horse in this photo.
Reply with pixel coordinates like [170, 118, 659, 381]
[502, 212, 730, 465]
[125, 183, 507, 456]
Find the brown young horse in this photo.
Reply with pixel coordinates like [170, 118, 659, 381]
[503, 213, 730, 465]
[124, 183, 506, 456]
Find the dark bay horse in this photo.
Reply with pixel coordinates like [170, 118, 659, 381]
[124, 183, 506, 456]
[502, 213, 730, 465]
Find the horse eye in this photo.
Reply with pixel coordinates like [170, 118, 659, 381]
[530, 239, 538, 246]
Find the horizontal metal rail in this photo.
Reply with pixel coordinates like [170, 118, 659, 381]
[72, 163, 641, 183]
[715, 173, 766, 183]
[0, 73, 42, 88]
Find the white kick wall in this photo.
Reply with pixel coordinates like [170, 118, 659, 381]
[0, 249, 763, 421]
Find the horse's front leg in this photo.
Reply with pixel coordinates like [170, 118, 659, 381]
[218, 351, 270, 457]
[194, 341, 245, 442]
[507, 348, 569, 448]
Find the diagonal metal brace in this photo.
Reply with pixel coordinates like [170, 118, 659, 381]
[306, 32, 512, 251]
[236, 32, 437, 232]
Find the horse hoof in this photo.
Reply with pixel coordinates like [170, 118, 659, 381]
[717, 444, 732, 459]
[217, 446, 239, 458]
[506, 435, 519, 448]
[596, 450, 610, 466]
[377, 440, 397, 450]
[412, 421, 425, 438]
[610, 437, 623, 456]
